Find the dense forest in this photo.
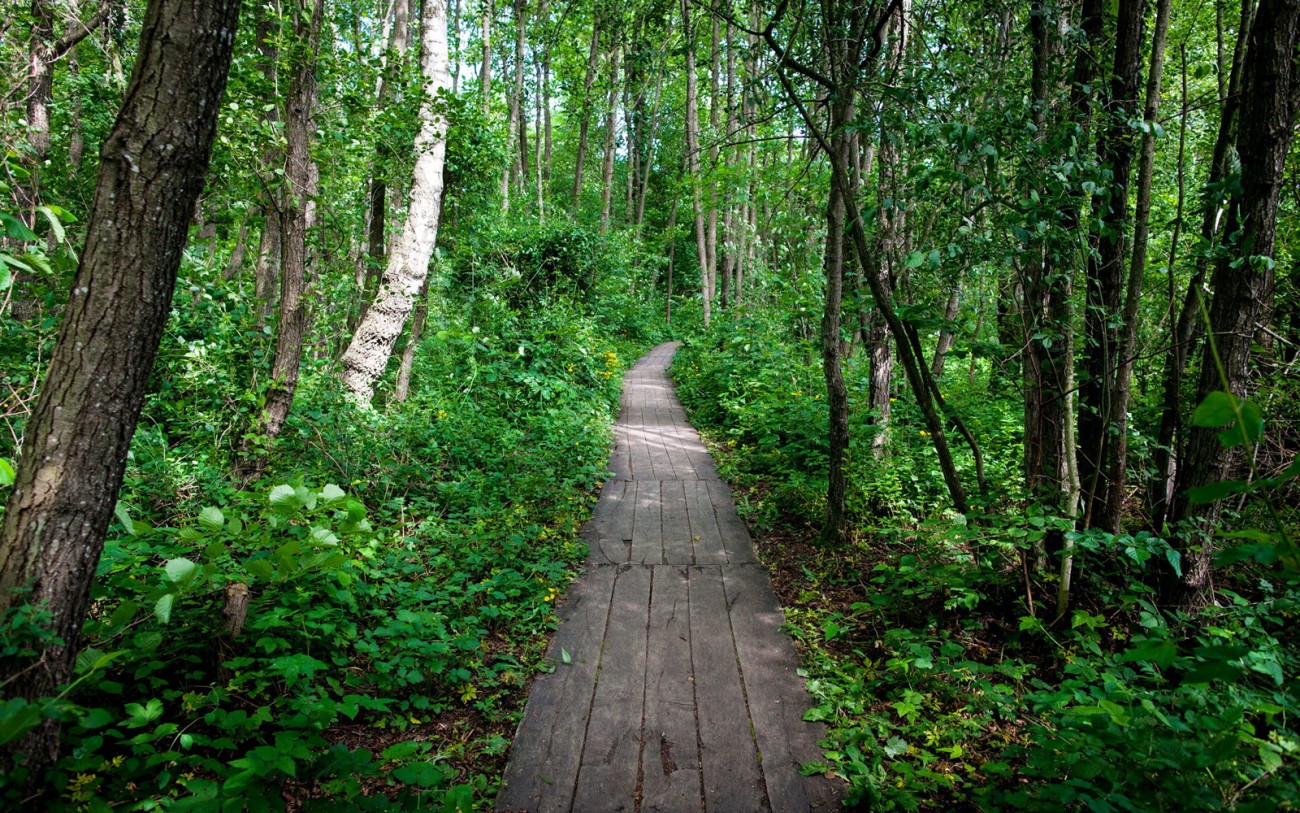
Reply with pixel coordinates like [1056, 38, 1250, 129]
[1, 0, 1297, 808]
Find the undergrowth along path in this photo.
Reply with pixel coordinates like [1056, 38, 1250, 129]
[496, 342, 843, 812]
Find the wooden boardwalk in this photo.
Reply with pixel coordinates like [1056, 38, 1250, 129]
[496, 343, 843, 812]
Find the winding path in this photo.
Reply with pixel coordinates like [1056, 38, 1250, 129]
[496, 343, 843, 812]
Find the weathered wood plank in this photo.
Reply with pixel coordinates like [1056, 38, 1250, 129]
[495, 565, 616, 812]
[689, 565, 767, 812]
[724, 563, 840, 810]
[641, 565, 704, 812]
[585, 478, 630, 564]
[685, 480, 727, 565]
[659, 481, 695, 564]
[571, 565, 652, 812]
[706, 478, 758, 564]
[631, 480, 664, 565]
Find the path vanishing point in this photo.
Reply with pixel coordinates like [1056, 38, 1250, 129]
[496, 342, 844, 812]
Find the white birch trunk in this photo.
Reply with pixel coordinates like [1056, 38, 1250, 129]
[341, 0, 451, 403]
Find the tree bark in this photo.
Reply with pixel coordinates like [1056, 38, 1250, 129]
[0, 0, 240, 783]
[599, 45, 620, 232]
[572, 19, 601, 211]
[341, 0, 452, 404]
[236, 0, 325, 484]
[1078, 0, 1146, 530]
[1105, 0, 1171, 533]
[681, 0, 708, 325]
[1148, 0, 1254, 532]
[1167, 0, 1300, 599]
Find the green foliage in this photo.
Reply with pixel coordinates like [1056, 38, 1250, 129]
[675, 331, 1300, 811]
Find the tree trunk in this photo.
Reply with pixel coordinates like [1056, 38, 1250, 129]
[572, 19, 600, 211]
[341, 0, 452, 403]
[511, 0, 528, 194]
[1078, 0, 1147, 530]
[1105, 0, 1171, 533]
[236, 0, 325, 484]
[0, 0, 240, 784]
[223, 215, 251, 280]
[599, 46, 620, 232]
[394, 275, 432, 402]
[681, 0, 708, 325]
[1149, 0, 1254, 532]
[479, 0, 493, 113]
[1167, 0, 1300, 600]
[931, 278, 962, 378]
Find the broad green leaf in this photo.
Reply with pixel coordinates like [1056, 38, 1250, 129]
[0, 457, 14, 486]
[310, 526, 340, 546]
[1217, 401, 1264, 447]
[561, 647, 571, 665]
[268, 484, 297, 509]
[1120, 637, 1178, 668]
[0, 212, 38, 241]
[107, 600, 138, 630]
[245, 559, 275, 581]
[0, 698, 44, 746]
[320, 484, 346, 502]
[164, 557, 198, 585]
[0, 264, 10, 291]
[197, 506, 225, 532]
[34, 206, 65, 244]
[154, 593, 175, 624]
[1190, 391, 1239, 427]
[1187, 479, 1250, 504]
[113, 502, 135, 535]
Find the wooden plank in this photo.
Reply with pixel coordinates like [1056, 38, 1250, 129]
[706, 479, 758, 564]
[585, 479, 630, 564]
[628, 413, 654, 481]
[495, 565, 617, 812]
[723, 564, 843, 810]
[571, 565, 652, 812]
[689, 565, 767, 812]
[641, 565, 704, 812]
[658, 481, 695, 564]
[643, 414, 673, 481]
[631, 480, 664, 564]
[685, 480, 727, 565]
[608, 421, 633, 481]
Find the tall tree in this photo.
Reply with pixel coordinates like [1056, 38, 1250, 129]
[1167, 0, 1300, 600]
[341, 0, 452, 404]
[1077, 0, 1146, 530]
[0, 0, 241, 782]
[235, 0, 326, 484]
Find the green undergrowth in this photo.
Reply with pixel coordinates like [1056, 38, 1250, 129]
[1, 226, 664, 810]
[672, 326, 1300, 812]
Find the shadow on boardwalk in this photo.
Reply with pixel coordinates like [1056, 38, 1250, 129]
[496, 343, 845, 812]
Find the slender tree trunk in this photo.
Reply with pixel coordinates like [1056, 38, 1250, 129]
[599, 46, 620, 232]
[1105, 0, 1171, 533]
[341, 0, 452, 403]
[359, 0, 413, 333]
[479, 0, 493, 113]
[1078, 0, 1146, 529]
[394, 276, 432, 401]
[511, 0, 528, 194]
[223, 215, 252, 280]
[704, 15, 721, 308]
[0, 0, 240, 784]
[572, 19, 600, 211]
[237, 0, 325, 484]
[931, 278, 963, 377]
[682, 0, 708, 325]
[1149, 0, 1254, 531]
